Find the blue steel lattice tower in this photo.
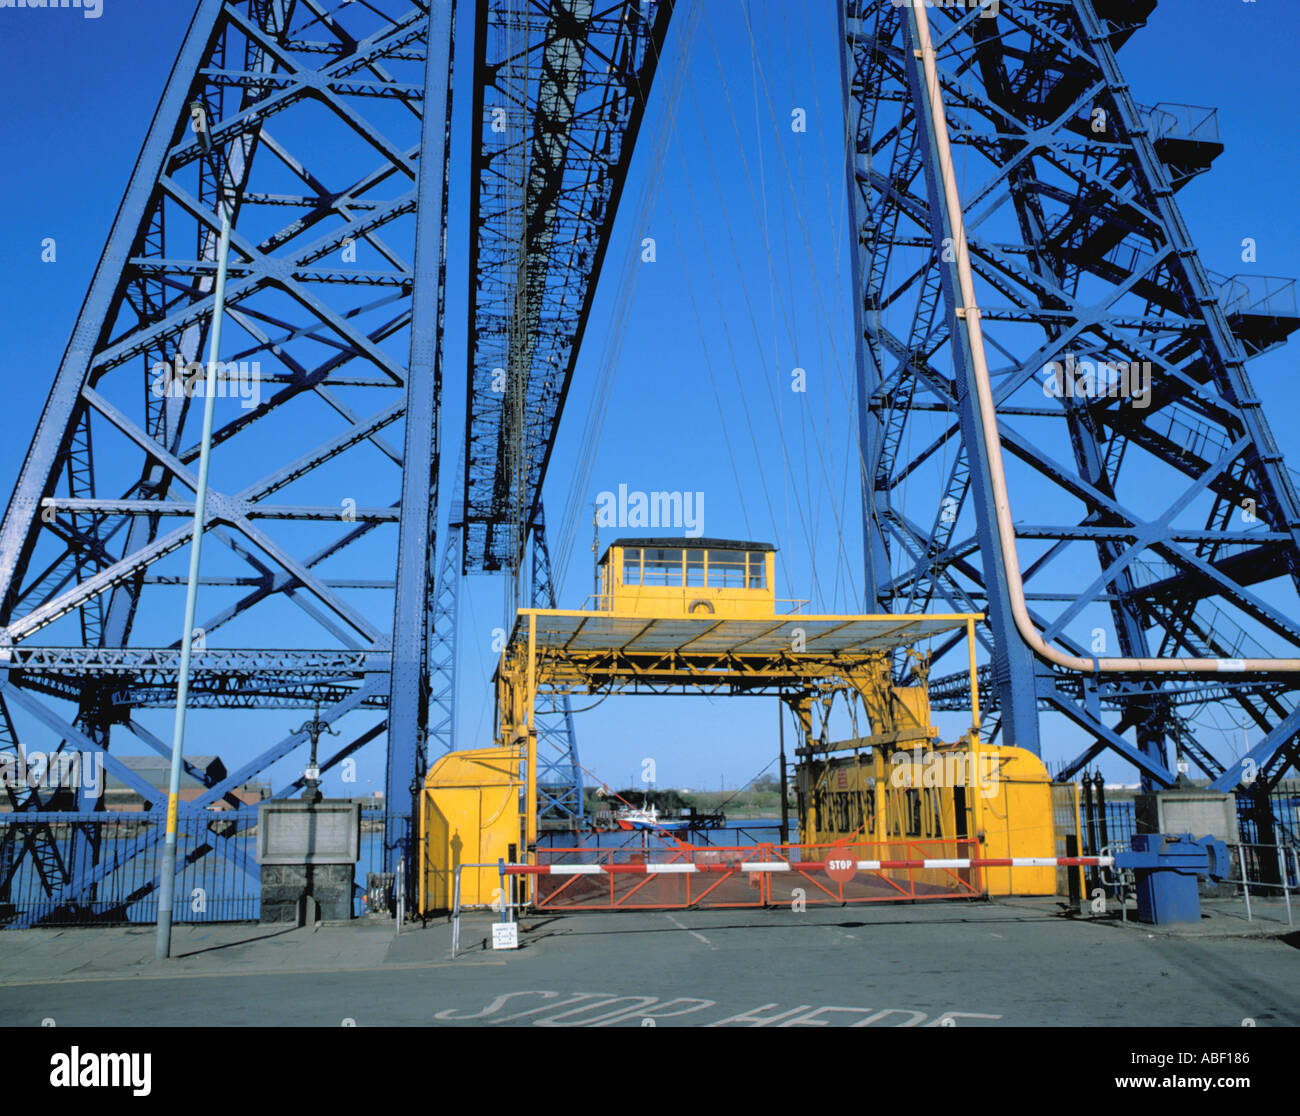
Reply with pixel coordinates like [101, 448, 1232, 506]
[840, 0, 1300, 800]
[0, 0, 672, 923]
[0, 0, 455, 918]
[531, 508, 584, 824]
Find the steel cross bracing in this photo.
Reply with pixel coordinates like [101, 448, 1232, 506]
[0, 0, 456, 918]
[462, 0, 675, 573]
[427, 509, 463, 758]
[840, 0, 1300, 793]
[530, 508, 584, 823]
[426, 490, 583, 816]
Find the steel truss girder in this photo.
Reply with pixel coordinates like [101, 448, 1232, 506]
[930, 661, 1297, 714]
[0, 0, 456, 906]
[531, 653, 895, 692]
[841, 0, 1300, 787]
[538, 681, 803, 699]
[463, 0, 675, 572]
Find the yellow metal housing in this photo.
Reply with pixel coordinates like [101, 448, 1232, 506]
[419, 745, 521, 912]
[797, 743, 1058, 896]
[975, 746, 1057, 895]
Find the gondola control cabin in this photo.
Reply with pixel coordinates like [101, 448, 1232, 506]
[596, 538, 777, 619]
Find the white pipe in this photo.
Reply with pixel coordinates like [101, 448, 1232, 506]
[908, 3, 1300, 675]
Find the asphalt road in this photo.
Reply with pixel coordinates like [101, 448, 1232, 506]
[1, 899, 1297, 1027]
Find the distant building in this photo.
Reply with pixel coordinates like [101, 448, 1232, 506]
[99, 755, 269, 811]
[2, 752, 267, 812]
[0, 753, 389, 812]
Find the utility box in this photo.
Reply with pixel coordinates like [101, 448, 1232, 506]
[256, 800, 361, 924]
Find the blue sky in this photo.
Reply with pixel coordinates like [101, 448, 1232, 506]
[0, 0, 1297, 795]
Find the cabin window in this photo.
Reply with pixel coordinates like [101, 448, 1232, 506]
[706, 549, 747, 588]
[642, 547, 684, 586]
[685, 548, 706, 587]
[619, 545, 769, 589]
[621, 547, 643, 585]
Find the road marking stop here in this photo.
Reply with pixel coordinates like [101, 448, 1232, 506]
[432, 991, 1002, 1027]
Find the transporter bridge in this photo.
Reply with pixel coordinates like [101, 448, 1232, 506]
[419, 538, 1063, 912]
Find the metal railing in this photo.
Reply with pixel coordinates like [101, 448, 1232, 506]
[1143, 102, 1221, 144]
[450, 860, 521, 958]
[1209, 271, 1299, 319]
[0, 807, 412, 928]
[1237, 789, 1300, 853]
[1094, 838, 1296, 926]
[1080, 782, 1299, 894]
[1228, 842, 1298, 925]
[580, 595, 812, 613]
[0, 810, 260, 927]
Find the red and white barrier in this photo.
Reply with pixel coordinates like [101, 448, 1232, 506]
[506, 856, 1114, 877]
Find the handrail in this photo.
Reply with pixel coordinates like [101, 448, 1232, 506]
[1224, 842, 1297, 925]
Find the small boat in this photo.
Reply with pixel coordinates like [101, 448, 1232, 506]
[613, 803, 692, 832]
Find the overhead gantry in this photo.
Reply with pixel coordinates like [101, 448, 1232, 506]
[421, 539, 1065, 910]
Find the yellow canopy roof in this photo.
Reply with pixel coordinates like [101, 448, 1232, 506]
[512, 611, 976, 657]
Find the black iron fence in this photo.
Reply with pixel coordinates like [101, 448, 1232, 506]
[1077, 774, 1299, 893]
[0, 808, 413, 928]
[1078, 775, 1135, 860]
[1237, 785, 1300, 849]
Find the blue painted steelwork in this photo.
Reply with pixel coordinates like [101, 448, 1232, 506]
[0, 0, 458, 912]
[427, 511, 462, 759]
[1, 808, 410, 926]
[388, 0, 456, 866]
[0, 0, 679, 921]
[1118, 833, 1232, 926]
[462, 0, 676, 572]
[840, 0, 1300, 794]
[531, 507, 583, 824]
[425, 495, 582, 821]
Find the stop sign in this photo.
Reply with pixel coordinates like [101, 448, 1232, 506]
[826, 855, 856, 883]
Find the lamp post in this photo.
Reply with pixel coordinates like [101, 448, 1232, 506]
[294, 701, 340, 804]
[155, 102, 233, 961]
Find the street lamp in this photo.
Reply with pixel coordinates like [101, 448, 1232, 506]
[155, 101, 234, 961]
[294, 701, 340, 804]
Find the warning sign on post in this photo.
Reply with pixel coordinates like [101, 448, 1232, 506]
[826, 856, 857, 884]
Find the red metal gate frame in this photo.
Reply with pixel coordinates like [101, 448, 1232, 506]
[527, 837, 986, 911]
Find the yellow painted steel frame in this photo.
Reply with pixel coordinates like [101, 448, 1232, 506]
[493, 607, 989, 893]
